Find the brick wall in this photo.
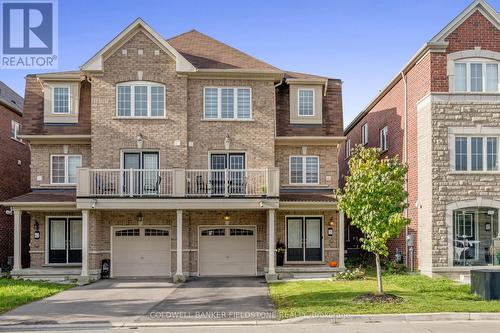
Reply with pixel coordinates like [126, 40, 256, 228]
[0, 103, 31, 268]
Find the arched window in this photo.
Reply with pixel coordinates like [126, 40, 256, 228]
[448, 50, 500, 93]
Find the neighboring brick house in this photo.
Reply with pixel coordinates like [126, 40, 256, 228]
[339, 0, 500, 279]
[0, 81, 30, 270]
[1, 19, 345, 282]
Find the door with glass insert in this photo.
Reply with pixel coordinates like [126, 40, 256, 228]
[123, 152, 159, 195]
[49, 218, 82, 264]
[286, 217, 323, 262]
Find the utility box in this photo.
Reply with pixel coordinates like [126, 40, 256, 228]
[471, 269, 500, 300]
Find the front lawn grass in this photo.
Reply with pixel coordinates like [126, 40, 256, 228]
[0, 278, 73, 313]
[269, 273, 500, 319]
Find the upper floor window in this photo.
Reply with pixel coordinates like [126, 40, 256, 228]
[379, 126, 388, 152]
[51, 155, 82, 184]
[361, 123, 368, 145]
[454, 136, 498, 172]
[116, 82, 165, 118]
[11, 120, 22, 142]
[53, 86, 70, 114]
[345, 139, 352, 159]
[454, 61, 499, 93]
[204, 87, 251, 120]
[289, 156, 319, 184]
[298, 89, 314, 116]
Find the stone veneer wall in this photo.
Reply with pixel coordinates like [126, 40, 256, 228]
[428, 96, 500, 271]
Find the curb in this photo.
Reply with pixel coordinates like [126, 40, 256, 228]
[2, 313, 500, 330]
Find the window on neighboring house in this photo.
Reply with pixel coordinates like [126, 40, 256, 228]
[51, 155, 82, 184]
[11, 120, 22, 142]
[454, 61, 499, 93]
[379, 126, 388, 151]
[289, 156, 319, 184]
[203, 87, 251, 120]
[453, 136, 499, 172]
[361, 123, 368, 145]
[298, 89, 314, 116]
[345, 139, 351, 158]
[53, 86, 70, 114]
[116, 82, 165, 117]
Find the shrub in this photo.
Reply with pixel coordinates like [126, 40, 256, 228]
[333, 267, 366, 281]
[382, 259, 407, 275]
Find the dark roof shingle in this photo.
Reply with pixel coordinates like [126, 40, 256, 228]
[4, 189, 76, 203]
[0, 81, 23, 113]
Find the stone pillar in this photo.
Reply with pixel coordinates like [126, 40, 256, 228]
[174, 210, 185, 283]
[339, 211, 345, 269]
[266, 209, 277, 280]
[13, 209, 22, 271]
[79, 210, 90, 284]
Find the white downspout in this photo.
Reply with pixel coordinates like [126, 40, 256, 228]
[401, 71, 409, 269]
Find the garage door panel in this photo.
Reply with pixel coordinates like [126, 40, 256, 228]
[199, 227, 256, 276]
[112, 227, 171, 277]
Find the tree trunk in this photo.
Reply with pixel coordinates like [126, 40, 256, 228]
[375, 253, 383, 295]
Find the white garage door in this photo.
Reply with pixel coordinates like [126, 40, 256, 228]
[112, 227, 171, 277]
[199, 226, 256, 276]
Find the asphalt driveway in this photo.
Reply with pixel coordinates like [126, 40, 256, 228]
[0, 277, 275, 327]
[141, 277, 276, 322]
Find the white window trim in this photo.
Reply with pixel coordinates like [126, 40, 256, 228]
[361, 123, 368, 145]
[297, 88, 315, 117]
[345, 139, 351, 159]
[289, 155, 320, 185]
[379, 126, 388, 152]
[449, 134, 500, 173]
[50, 154, 82, 185]
[115, 81, 166, 119]
[11, 120, 23, 143]
[52, 85, 71, 115]
[453, 58, 500, 93]
[203, 87, 253, 121]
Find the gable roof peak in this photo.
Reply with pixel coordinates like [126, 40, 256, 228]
[430, 0, 499, 42]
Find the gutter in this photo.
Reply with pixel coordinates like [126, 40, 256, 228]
[401, 70, 410, 269]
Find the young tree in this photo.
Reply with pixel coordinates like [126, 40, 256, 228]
[337, 146, 409, 295]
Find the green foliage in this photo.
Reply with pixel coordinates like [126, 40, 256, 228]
[345, 251, 375, 269]
[333, 267, 366, 281]
[382, 260, 407, 275]
[337, 146, 409, 257]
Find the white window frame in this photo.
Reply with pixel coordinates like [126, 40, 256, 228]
[379, 126, 388, 152]
[345, 139, 351, 159]
[289, 155, 320, 185]
[11, 120, 22, 142]
[203, 87, 252, 120]
[454, 59, 500, 93]
[361, 123, 368, 145]
[297, 88, 315, 117]
[52, 85, 71, 114]
[451, 135, 500, 172]
[115, 81, 166, 118]
[50, 154, 82, 185]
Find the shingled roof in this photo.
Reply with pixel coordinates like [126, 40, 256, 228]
[167, 29, 279, 71]
[0, 81, 23, 113]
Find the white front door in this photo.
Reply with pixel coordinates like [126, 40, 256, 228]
[199, 226, 256, 276]
[112, 227, 171, 277]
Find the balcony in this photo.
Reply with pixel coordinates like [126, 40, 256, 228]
[76, 168, 279, 198]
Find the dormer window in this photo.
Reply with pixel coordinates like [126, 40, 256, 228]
[116, 82, 165, 118]
[454, 61, 499, 93]
[53, 86, 70, 114]
[298, 89, 314, 116]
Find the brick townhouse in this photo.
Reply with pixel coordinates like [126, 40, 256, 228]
[1, 19, 345, 282]
[0, 81, 30, 270]
[340, 0, 500, 279]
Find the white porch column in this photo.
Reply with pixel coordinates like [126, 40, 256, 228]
[13, 210, 22, 271]
[339, 211, 345, 269]
[174, 210, 185, 282]
[267, 209, 276, 276]
[81, 210, 89, 278]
